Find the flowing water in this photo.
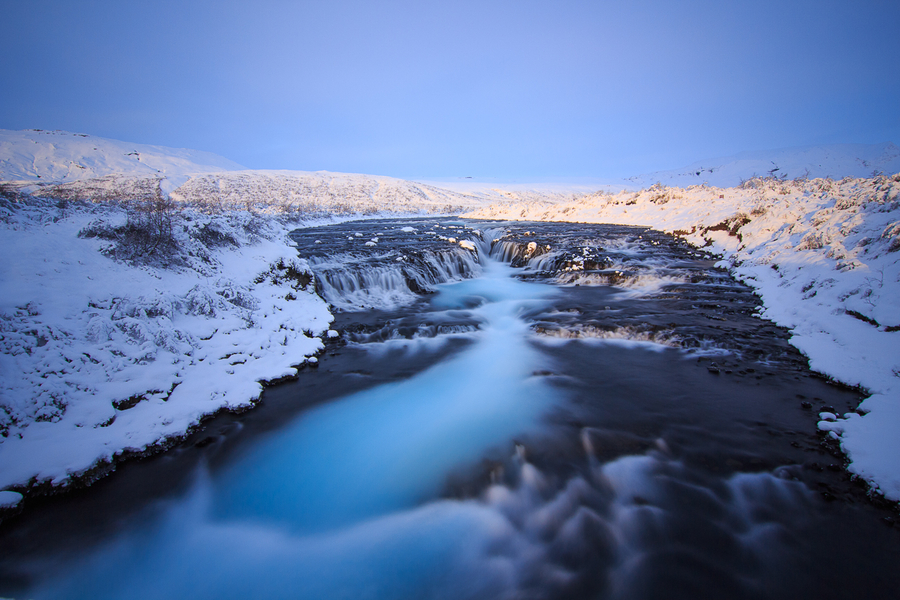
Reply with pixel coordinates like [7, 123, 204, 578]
[1, 218, 898, 599]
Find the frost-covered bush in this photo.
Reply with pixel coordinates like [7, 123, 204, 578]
[78, 194, 181, 266]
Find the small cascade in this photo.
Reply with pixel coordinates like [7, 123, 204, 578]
[489, 239, 554, 267]
[290, 218, 487, 311]
[488, 228, 613, 274]
[488, 225, 699, 298]
[308, 247, 483, 311]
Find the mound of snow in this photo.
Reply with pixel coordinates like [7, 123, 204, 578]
[0, 129, 244, 186]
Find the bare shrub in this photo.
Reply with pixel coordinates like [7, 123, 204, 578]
[80, 193, 181, 266]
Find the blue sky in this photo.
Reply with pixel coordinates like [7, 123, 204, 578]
[2, 0, 898, 179]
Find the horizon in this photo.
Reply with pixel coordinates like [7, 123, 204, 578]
[4, 127, 897, 191]
[2, 1, 899, 180]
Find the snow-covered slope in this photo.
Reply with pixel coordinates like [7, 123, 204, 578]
[0, 129, 244, 185]
[0, 129, 484, 214]
[169, 170, 485, 214]
[16, 169, 486, 216]
[0, 198, 333, 494]
[465, 174, 900, 501]
[626, 143, 900, 189]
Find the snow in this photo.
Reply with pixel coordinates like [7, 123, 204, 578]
[466, 173, 900, 501]
[167, 169, 484, 215]
[0, 198, 332, 492]
[0, 128, 244, 185]
[1, 127, 899, 506]
[0, 490, 22, 509]
[624, 142, 900, 189]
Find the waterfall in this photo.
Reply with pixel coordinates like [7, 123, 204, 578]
[308, 246, 484, 311]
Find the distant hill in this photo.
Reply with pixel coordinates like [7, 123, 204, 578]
[3, 129, 898, 198]
[625, 142, 900, 189]
[0, 129, 245, 185]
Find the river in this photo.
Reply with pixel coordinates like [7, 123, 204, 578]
[1, 217, 898, 599]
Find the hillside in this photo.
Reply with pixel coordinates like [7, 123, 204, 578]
[625, 142, 900, 189]
[0, 129, 245, 187]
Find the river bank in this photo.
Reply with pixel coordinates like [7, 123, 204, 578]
[465, 173, 900, 502]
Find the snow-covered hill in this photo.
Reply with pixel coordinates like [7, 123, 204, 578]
[169, 170, 485, 214]
[0, 129, 244, 187]
[626, 142, 900, 189]
[4, 129, 898, 212]
[0, 129, 484, 214]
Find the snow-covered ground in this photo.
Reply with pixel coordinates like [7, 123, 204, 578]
[1, 128, 898, 509]
[0, 196, 334, 495]
[0, 129, 245, 191]
[465, 174, 900, 501]
[168, 170, 485, 215]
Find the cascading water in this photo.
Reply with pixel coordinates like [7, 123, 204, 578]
[4, 218, 899, 600]
[308, 247, 482, 311]
[293, 218, 486, 311]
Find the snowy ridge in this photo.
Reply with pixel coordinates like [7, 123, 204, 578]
[12, 169, 484, 217]
[0, 129, 244, 185]
[465, 174, 900, 501]
[169, 170, 484, 215]
[626, 142, 900, 189]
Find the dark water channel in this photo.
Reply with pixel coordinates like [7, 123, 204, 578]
[1, 217, 898, 599]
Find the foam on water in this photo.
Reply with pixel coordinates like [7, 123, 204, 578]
[35, 441, 816, 600]
[210, 274, 561, 532]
